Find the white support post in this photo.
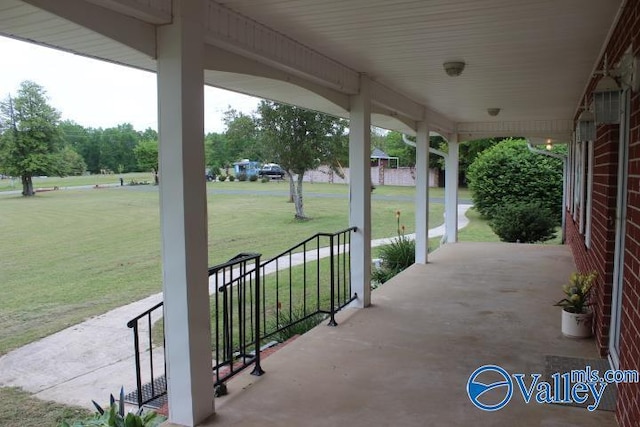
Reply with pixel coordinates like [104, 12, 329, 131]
[157, 1, 214, 425]
[349, 75, 372, 308]
[445, 137, 459, 243]
[415, 122, 430, 264]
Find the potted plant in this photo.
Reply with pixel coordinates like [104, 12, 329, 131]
[554, 271, 597, 338]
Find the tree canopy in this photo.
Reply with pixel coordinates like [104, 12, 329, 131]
[257, 100, 348, 219]
[0, 81, 63, 195]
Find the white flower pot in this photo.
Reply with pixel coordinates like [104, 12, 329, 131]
[561, 309, 593, 338]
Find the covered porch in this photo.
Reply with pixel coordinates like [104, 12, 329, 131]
[201, 243, 615, 426]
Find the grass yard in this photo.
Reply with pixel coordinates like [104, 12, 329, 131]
[0, 172, 155, 192]
[0, 185, 443, 355]
[0, 387, 91, 427]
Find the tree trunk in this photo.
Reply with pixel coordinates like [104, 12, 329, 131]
[21, 174, 34, 196]
[154, 169, 159, 185]
[294, 173, 306, 219]
[287, 171, 295, 203]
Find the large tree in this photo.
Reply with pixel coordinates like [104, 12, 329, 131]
[257, 100, 347, 219]
[134, 139, 159, 184]
[0, 81, 62, 196]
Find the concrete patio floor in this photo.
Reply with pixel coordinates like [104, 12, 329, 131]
[194, 242, 616, 427]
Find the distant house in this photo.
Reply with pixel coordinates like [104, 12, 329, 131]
[232, 160, 260, 177]
[370, 148, 399, 168]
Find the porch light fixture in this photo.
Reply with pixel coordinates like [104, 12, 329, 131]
[576, 105, 595, 142]
[443, 61, 465, 77]
[593, 55, 621, 125]
[487, 108, 501, 117]
[546, 139, 553, 151]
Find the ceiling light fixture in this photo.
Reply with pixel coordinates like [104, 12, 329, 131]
[487, 108, 501, 117]
[443, 61, 466, 77]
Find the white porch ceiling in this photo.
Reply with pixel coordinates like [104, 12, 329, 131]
[0, 0, 624, 140]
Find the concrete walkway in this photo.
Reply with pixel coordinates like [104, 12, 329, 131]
[0, 205, 471, 409]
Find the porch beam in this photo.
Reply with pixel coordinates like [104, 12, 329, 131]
[456, 119, 573, 142]
[415, 121, 430, 263]
[157, 1, 214, 425]
[23, 0, 156, 57]
[349, 75, 372, 308]
[445, 136, 459, 243]
[203, 1, 359, 94]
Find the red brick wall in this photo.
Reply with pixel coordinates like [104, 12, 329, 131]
[566, 126, 618, 356]
[569, 1, 640, 425]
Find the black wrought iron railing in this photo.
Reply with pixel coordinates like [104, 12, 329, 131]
[126, 227, 357, 408]
[259, 226, 358, 341]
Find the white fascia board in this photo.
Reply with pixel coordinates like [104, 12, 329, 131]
[84, 0, 171, 25]
[456, 120, 573, 142]
[23, 0, 156, 57]
[204, 1, 359, 95]
[370, 106, 417, 133]
[203, 44, 349, 111]
[424, 107, 455, 139]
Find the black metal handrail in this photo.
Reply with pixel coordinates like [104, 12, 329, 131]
[126, 301, 164, 408]
[259, 226, 357, 341]
[126, 227, 358, 408]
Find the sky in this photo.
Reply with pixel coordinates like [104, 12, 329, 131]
[0, 36, 261, 134]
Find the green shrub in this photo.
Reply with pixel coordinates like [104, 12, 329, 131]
[237, 172, 248, 182]
[467, 138, 563, 224]
[260, 177, 270, 183]
[249, 174, 258, 182]
[228, 175, 236, 182]
[489, 201, 557, 243]
[371, 210, 415, 284]
[218, 175, 227, 182]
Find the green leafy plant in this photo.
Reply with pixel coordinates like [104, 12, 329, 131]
[218, 175, 227, 182]
[260, 177, 269, 183]
[249, 174, 258, 182]
[60, 388, 165, 427]
[371, 210, 415, 284]
[237, 172, 248, 182]
[489, 201, 557, 243]
[228, 175, 236, 182]
[554, 271, 597, 314]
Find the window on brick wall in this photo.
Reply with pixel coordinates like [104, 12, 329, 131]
[584, 140, 594, 248]
[573, 140, 583, 222]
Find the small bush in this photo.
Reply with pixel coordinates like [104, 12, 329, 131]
[218, 175, 227, 182]
[228, 175, 236, 182]
[249, 174, 258, 182]
[490, 201, 557, 243]
[237, 172, 248, 182]
[371, 210, 415, 284]
[261, 177, 270, 183]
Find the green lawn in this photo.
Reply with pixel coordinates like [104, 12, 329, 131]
[0, 387, 91, 427]
[0, 185, 443, 355]
[0, 172, 155, 192]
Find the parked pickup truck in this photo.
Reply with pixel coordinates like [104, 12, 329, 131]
[257, 164, 286, 179]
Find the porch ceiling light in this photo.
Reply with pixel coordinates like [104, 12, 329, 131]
[443, 61, 465, 77]
[487, 108, 501, 117]
[576, 107, 595, 142]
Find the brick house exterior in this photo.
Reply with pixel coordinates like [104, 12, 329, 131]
[566, 2, 640, 425]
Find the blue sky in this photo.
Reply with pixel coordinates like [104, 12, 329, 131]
[0, 36, 260, 133]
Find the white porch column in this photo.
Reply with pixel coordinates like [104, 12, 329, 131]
[445, 137, 459, 243]
[349, 75, 372, 307]
[414, 122, 430, 264]
[157, 1, 214, 425]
